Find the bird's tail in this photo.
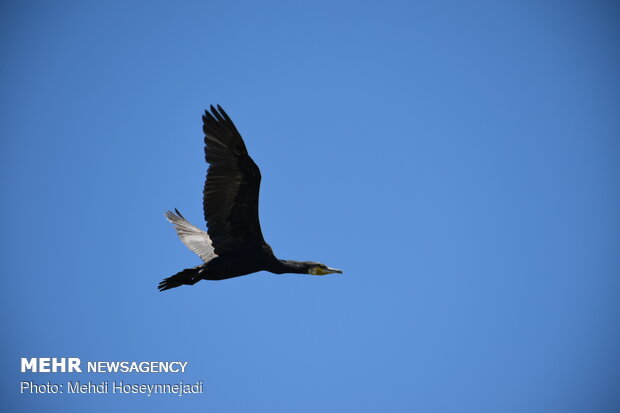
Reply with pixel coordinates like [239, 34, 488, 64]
[158, 266, 203, 292]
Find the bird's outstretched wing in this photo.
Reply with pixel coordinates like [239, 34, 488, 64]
[202, 105, 265, 255]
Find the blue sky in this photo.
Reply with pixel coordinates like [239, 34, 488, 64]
[2, 0, 619, 412]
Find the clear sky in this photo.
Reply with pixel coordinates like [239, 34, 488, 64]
[2, 1, 619, 412]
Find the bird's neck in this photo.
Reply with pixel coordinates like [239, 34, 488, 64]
[272, 260, 309, 274]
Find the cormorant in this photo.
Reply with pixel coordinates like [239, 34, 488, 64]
[158, 105, 342, 291]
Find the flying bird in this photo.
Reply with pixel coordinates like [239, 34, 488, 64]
[159, 105, 342, 291]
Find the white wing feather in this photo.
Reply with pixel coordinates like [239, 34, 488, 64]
[165, 210, 217, 263]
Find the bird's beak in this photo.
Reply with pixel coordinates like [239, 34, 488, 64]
[325, 267, 343, 274]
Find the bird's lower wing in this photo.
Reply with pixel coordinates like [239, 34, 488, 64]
[165, 209, 217, 263]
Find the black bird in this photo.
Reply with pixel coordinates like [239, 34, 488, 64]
[158, 105, 342, 291]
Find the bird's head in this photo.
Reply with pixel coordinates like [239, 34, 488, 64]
[304, 262, 343, 276]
